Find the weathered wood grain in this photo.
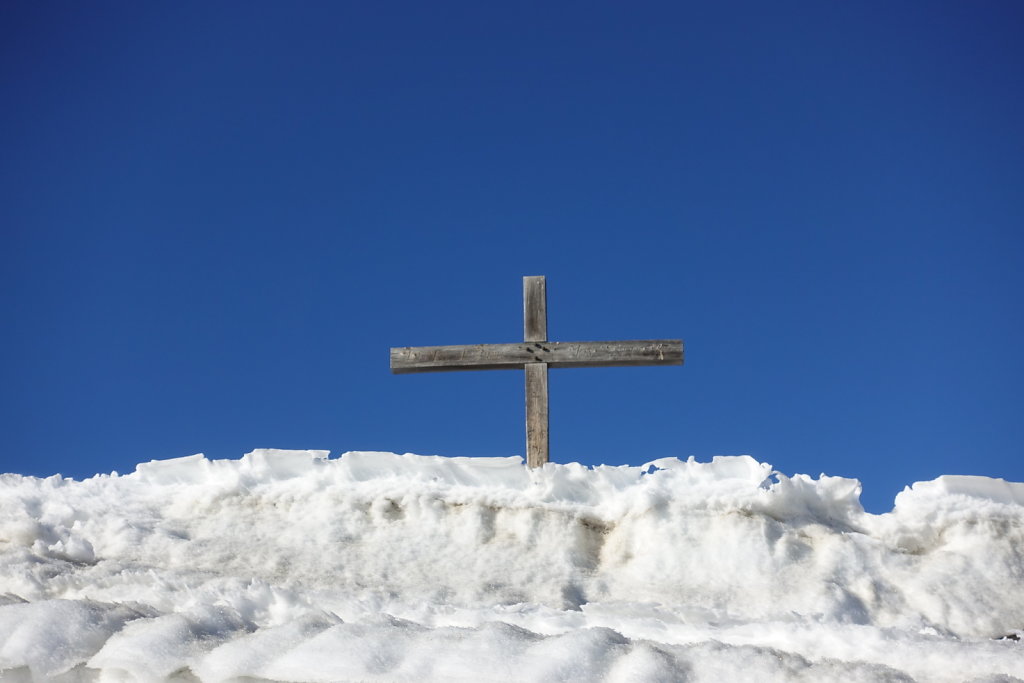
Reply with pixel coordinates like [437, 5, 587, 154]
[390, 340, 684, 374]
[525, 362, 549, 467]
[524, 276, 547, 343]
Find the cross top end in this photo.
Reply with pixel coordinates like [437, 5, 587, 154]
[523, 276, 547, 343]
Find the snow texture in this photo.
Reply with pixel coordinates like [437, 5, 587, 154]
[0, 449, 1021, 681]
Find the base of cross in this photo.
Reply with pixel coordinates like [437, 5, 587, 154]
[391, 276, 683, 467]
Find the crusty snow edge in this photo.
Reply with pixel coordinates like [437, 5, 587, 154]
[0, 450, 1021, 682]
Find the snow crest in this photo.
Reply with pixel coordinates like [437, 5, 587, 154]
[0, 450, 1021, 681]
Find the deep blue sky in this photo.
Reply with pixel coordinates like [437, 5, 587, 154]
[2, 2, 1021, 512]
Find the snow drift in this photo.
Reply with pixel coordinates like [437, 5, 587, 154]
[0, 450, 1021, 681]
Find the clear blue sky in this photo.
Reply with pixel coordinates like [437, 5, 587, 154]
[2, 2, 1021, 512]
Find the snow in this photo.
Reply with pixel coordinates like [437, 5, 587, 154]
[0, 449, 1021, 682]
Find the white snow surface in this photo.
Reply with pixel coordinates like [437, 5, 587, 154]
[0, 449, 1022, 682]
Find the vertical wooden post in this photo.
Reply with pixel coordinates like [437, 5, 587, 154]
[525, 363, 548, 468]
[523, 276, 549, 467]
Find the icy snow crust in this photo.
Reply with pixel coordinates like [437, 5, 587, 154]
[0, 450, 1022, 682]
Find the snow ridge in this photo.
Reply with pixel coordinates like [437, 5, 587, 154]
[0, 450, 1021, 681]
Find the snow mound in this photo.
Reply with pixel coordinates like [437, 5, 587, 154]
[0, 450, 1021, 681]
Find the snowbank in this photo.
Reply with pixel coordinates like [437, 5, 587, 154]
[0, 450, 1021, 681]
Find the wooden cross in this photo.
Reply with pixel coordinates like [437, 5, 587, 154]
[390, 276, 683, 468]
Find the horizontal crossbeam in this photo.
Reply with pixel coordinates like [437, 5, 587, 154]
[391, 340, 683, 374]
